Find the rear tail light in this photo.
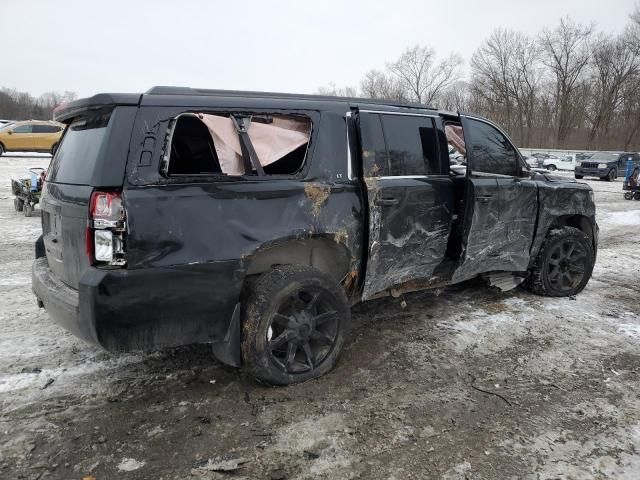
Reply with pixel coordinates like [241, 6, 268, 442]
[87, 191, 127, 267]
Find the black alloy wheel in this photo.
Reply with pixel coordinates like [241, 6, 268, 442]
[241, 264, 350, 385]
[545, 239, 588, 293]
[525, 226, 594, 297]
[266, 288, 339, 374]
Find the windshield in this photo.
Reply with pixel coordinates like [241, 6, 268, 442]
[0, 122, 13, 130]
[47, 109, 111, 185]
[588, 152, 620, 161]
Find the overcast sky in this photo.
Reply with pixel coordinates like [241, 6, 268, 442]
[2, 0, 636, 98]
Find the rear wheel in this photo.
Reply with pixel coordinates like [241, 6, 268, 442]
[0, 143, 4, 156]
[625, 191, 634, 200]
[547, 164, 557, 171]
[23, 202, 32, 217]
[14, 198, 24, 212]
[525, 226, 594, 297]
[634, 192, 640, 201]
[241, 265, 350, 385]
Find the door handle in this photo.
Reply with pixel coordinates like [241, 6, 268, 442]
[375, 197, 400, 206]
[477, 195, 493, 203]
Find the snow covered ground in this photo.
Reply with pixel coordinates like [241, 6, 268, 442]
[0, 157, 639, 479]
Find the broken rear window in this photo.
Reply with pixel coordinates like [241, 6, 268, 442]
[165, 113, 311, 177]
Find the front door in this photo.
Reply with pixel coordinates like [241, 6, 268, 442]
[454, 115, 537, 279]
[358, 110, 454, 299]
[7, 124, 34, 151]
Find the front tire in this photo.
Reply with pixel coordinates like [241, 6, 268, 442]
[0, 143, 4, 156]
[23, 202, 32, 217]
[634, 192, 640, 201]
[14, 198, 24, 211]
[241, 265, 350, 385]
[547, 165, 557, 171]
[525, 226, 594, 297]
[625, 191, 634, 200]
[575, 174, 583, 179]
[605, 169, 616, 181]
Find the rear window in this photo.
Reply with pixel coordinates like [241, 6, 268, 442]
[47, 110, 111, 185]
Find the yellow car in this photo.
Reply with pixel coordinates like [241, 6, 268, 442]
[0, 120, 65, 156]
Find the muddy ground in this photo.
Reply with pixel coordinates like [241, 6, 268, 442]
[1, 155, 639, 480]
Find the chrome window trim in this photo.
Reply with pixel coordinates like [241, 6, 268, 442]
[359, 109, 437, 118]
[346, 111, 353, 180]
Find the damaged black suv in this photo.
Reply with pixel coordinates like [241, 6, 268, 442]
[32, 87, 598, 385]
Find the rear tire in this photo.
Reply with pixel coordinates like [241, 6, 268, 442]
[0, 143, 4, 156]
[241, 265, 350, 385]
[525, 226, 594, 297]
[547, 165, 557, 171]
[624, 192, 634, 200]
[634, 192, 640, 201]
[14, 198, 24, 212]
[23, 202, 32, 217]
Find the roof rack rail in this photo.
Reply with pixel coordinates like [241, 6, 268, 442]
[145, 86, 437, 111]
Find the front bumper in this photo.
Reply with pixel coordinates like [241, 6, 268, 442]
[575, 167, 609, 177]
[32, 256, 244, 364]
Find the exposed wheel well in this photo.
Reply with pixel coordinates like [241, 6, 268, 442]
[548, 215, 593, 242]
[245, 237, 353, 285]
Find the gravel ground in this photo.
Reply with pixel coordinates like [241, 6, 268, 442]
[0, 155, 639, 480]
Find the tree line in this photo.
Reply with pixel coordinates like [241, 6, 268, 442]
[317, 7, 640, 151]
[0, 88, 77, 122]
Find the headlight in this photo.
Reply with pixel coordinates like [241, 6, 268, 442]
[598, 163, 607, 169]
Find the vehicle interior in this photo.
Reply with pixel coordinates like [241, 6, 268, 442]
[167, 113, 311, 176]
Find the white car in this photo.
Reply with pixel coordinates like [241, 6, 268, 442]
[543, 155, 576, 171]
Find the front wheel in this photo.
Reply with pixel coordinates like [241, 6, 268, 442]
[605, 169, 616, 181]
[525, 226, 594, 297]
[634, 192, 640, 201]
[547, 165, 557, 171]
[14, 198, 24, 211]
[23, 202, 32, 217]
[0, 143, 4, 156]
[241, 265, 350, 385]
[575, 174, 583, 179]
[625, 191, 634, 200]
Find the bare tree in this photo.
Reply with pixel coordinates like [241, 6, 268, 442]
[387, 45, 462, 105]
[360, 70, 407, 101]
[314, 82, 359, 97]
[540, 17, 593, 145]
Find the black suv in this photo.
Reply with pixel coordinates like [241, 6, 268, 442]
[575, 151, 640, 181]
[32, 87, 598, 385]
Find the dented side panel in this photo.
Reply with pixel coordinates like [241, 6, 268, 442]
[115, 105, 364, 349]
[362, 176, 453, 299]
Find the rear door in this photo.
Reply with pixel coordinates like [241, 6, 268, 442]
[41, 107, 135, 288]
[32, 124, 60, 151]
[358, 110, 453, 299]
[457, 115, 537, 276]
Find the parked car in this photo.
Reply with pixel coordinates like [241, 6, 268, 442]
[32, 87, 598, 385]
[543, 154, 576, 171]
[575, 151, 640, 181]
[0, 119, 65, 156]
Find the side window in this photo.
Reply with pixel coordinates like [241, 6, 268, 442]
[166, 113, 311, 177]
[33, 125, 57, 133]
[465, 118, 518, 176]
[358, 113, 387, 177]
[380, 114, 439, 176]
[12, 124, 32, 134]
[359, 112, 441, 177]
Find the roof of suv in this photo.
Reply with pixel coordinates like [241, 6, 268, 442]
[54, 86, 441, 122]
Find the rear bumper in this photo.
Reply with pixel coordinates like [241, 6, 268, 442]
[32, 257, 96, 343]
[32, 257, 244, 364]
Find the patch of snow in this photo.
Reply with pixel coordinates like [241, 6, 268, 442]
[619, 324, 640, 340]
[605, 209, 640, 226]
[117, 457, 146, 472]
